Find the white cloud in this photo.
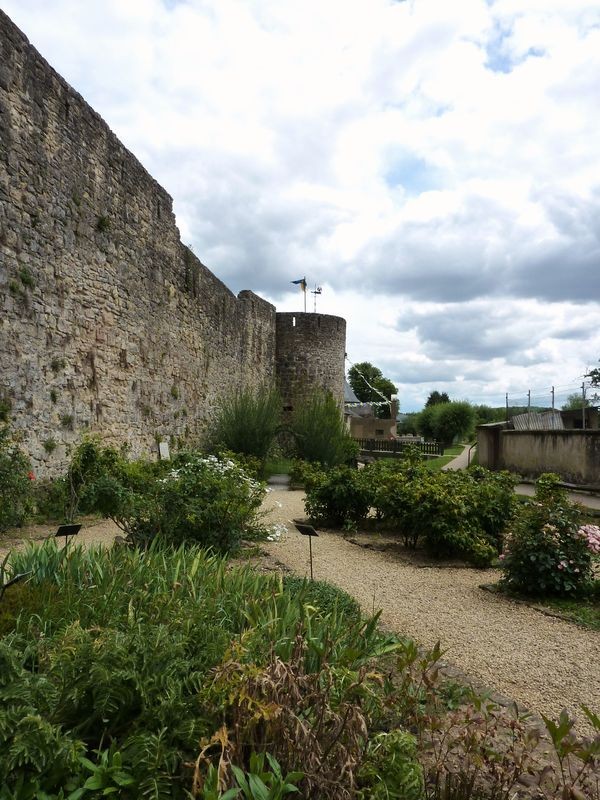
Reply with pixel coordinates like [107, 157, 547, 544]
[3, 0, 600, 410]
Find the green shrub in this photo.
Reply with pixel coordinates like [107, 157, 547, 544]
[31, 477, 69, 521]
[501, 473, 593, 597]
[282, 576, 362, 623]
[211, 385, 282, 466]
[371, 462, 508, 565]
[291, 390, 358, 467]
[289, 458, 325, 489]
[84, 450, 265, 551]
[357, 729, 423, 800]
[304, 465, 371, 527]
[0, 424, 33, 532]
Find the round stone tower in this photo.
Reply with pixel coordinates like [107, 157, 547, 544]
[275, 312, 346, 413]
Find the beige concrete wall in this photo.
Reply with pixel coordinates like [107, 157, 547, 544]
[499, 430, 600, 488]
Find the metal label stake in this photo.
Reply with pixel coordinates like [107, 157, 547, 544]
[55, 523, 82, 548]
[294, 520, 319, 581]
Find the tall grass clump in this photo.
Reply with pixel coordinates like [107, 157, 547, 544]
[211, 385, 282, 467]
[291, 390, 358, 467]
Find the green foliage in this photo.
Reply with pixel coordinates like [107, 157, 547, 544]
[0, 396, 12, 423]
[347, 362, 398, 406]
[31, 477, 69, 522]
[59, 413, 74, 430]
[0, 425, 33, 533]
[304, 465, 371, 528]
[282, 576, 362, 624]
[18, 266, 35, 289]
[63, 437, 128, 522]
[96, 215, 110, 232]
[501, 473, 593, 597]
[211, 385, 282, 466]
[418, 401, 475, 445]
[378, 461, 515, 566]
[74, 444, 265, 551]
[43, 437, 58, 454]
[472, 404, 507, 426]
[305, 459, 516, 566]
[50, 357, 66, 373]
[0, 541, 396, 798]
[231, 752, 303, 799]
[357, 730, 423, 800]
[425, 390, 450, 407]
[291, 391, 358, 467]
[396, 412, 420, 435]
[561, 392, 590, 410]
[288, 459, 325, 489]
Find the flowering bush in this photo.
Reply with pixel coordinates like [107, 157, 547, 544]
[577, 524, 600, 555]
[500, 474, 594, 596]
[151, 453, 266, 550]
[81, 445, 266, 551]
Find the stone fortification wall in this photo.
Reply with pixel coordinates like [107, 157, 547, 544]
[275, 312, 346, 413]
[0, 11, 276, 474]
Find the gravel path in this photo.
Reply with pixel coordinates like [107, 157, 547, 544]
[262, 489, 600, 729]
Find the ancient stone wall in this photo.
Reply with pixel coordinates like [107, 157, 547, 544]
[275, 312, 346, 413]
[0, 11, 276, 474]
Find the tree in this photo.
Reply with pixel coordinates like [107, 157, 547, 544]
[347, 362, 398, 414]
[425, 390, 450, 407]
[561, 393, 590, 411]
[417, 401, 475, 445]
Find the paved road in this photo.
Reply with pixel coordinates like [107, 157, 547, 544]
[443, 445, 600, 511]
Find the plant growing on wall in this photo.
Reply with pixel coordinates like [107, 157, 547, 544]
[0, 424, 33, 532]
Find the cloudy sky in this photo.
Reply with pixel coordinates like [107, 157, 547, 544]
[4, 0, 599, 410]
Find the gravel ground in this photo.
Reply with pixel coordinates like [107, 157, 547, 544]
[3, 490, 598, 731]
[261, 488, 600, 730]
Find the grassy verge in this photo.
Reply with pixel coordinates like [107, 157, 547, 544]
[263, 457, 294, 477]
[540, 593, 600, 630]
[424, 455, 456, 472]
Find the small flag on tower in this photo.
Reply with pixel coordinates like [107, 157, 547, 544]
[291, 277, 307, 292]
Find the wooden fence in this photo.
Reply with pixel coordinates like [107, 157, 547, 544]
[355, 438, 444, 458]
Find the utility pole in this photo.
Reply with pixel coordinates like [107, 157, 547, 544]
[527, 389, 531, 427]
[551, 386, 555, 410]
[582, 382, 586, 430]
[505, 392, 509, 424]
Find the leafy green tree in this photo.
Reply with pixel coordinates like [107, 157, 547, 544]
[417, 401, 475, 444]
[561, 393, 590, 411]
[472, 404, 507, 426]
[425, 390, 450, 407]
[347, 362, 397, 418]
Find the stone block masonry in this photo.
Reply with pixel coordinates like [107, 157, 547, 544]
[0, 11, 345, 475]
[276, 312, 346, 413]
